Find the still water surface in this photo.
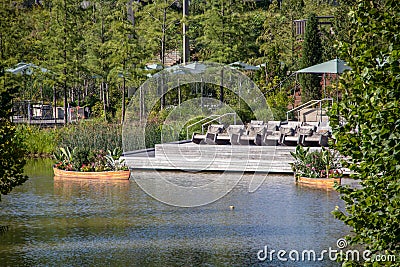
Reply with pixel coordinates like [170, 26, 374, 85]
[0, 159, 349, 266]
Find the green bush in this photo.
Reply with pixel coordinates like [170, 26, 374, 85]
[15, 124, 59, 156]
[16, 120, 123, 158]
[58, 120, 122, 151]
[330, 1, 400, 264]
[290, 146, 342, 178]
[54, 146, 127, 171]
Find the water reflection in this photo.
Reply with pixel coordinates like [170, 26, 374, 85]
[0, 159, 349, 266]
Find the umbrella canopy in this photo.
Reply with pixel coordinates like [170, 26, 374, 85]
[229, 61, 260, 71]
[145, 63, 163, 70]
[182, 62, 207, 74]
[6, 62, 49, 75]
[149, 62, 208, 78]
[295, 59, 351, 74]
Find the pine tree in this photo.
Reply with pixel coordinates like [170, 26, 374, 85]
[194, 0, 249, 63]
[299, 13, 322, 103]
[259, 0, 305, 69]
[136, 0, 181, 65]
[106, 0, 143, 123]
[41, 0, 87, 123]
[83, 0, 115, 121]
[0, 0, 27, 75]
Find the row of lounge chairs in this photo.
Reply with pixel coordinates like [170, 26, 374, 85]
[191, 120, 332, 147]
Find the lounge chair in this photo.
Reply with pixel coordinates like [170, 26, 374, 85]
[298, 125, 317, 146]
[227, 125, 246, 145]
[238, 122, 264, 145]
[204, 124, 225, 145]
[279, 121, 302, 146]
[300, 121, 331, 147]
[191, 133, 206, 144]
[250, 120, 264, 125]
[191, 124, 225, 145]
[262, 121, 281, 146]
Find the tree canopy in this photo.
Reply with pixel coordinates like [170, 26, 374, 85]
[0, 0, 342, 123]
[299, 13, 323, 103]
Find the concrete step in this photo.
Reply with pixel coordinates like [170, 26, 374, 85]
[125, 157, 293, 173]
[123, 143, 323, 173]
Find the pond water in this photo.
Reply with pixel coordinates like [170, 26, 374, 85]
[0, 159, 350, 266]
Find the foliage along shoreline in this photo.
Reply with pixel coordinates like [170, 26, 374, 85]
[16, 120, 124, 159]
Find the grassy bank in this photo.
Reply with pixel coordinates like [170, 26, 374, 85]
[16, 120, 123, 158]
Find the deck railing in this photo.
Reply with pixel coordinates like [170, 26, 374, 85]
[186, 113, 237, 139]
[286, 98, 333, 122]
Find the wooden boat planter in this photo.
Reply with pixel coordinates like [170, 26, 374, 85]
[53, 167, 130, 180]
[296, 176, 341, 189]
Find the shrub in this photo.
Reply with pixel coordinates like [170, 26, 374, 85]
[290, 145, 342, 178]
[330, 0, 400, 263]
[54, 146, 127, 172]
[58, 120, 122, 152]
[15, 124, 59, 156]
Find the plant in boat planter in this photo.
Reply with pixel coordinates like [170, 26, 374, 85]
[54, 146, 128, 172]
[290, 145, 342, 178]
[54, 147, 76, 170]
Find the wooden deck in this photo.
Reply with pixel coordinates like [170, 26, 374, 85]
[122, 142, 323, 173]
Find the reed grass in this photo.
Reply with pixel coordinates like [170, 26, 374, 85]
[15, 124, 59, 156]
[16, 120, 123, 157]
[58, 120, 122, 151]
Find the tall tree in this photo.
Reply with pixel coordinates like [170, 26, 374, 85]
[136, 0, 181, 110]
[299, 13, 322, 102]
[84, 0, 114, 121]
[43, 0, 87, 123]
[0, 0, 27, 76]
[106, 0, 142, 123]
[258, 0, 305, 69]
[194, 0, 249, 63]
[136, 0, 181, 65]
[331, 0, 400, 265]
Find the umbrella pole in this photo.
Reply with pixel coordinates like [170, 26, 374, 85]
[178, 79, 181, 107]
[336, 76, 339, 102]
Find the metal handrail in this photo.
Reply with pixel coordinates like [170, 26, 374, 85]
[286, 98, 333, 121]
[186, 113, 237, 139]
[200, 113, 237, 134]
[186, 114, 220, 139]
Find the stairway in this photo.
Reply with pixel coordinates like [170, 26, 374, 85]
[123, 143, 323, 173]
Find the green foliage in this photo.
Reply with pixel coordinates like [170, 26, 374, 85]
[54, 146, 127, 172]
[0, 3, 30, 198]
[193, 0, 261, 63]
[59, 120, 122, 151]
[290, 145, 342, 178]
[266, 90, 290, 121]
[330, 1, 400, 265]
[15, 125, 59, 156]
[0, 0, 27, 76]
[136, 0, 181, 63]
[0, 120, 28, 200]
[299, 13, 322, 103]
[258, 0, 305, 68]
[144, 122, 162, 149]
[179, 116, 208, 140]
[14, 120, 123, 158]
